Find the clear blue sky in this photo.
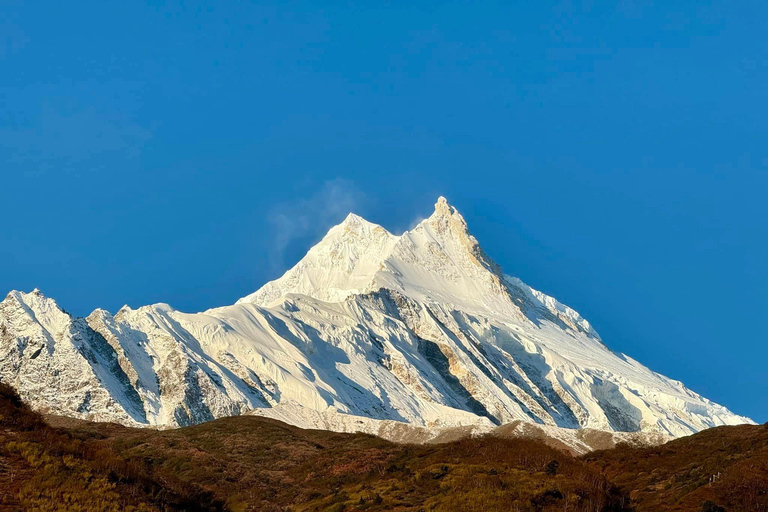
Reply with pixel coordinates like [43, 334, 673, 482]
[2, 2, 766, 422]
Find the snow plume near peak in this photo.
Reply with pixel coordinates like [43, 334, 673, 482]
[267, 179, 365, 271]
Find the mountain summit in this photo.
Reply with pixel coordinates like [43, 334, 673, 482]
[241, 197, 523, 318]
[0, 198, 753, 444]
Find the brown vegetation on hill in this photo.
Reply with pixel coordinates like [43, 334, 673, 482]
[0, 382, 222, 512]
[584, 423, 768, 511]
[1, 382, 766, 511]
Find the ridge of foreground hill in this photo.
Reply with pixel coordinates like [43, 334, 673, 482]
[1, 383, 766, 512]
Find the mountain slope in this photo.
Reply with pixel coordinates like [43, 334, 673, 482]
[0, 197, 752, 442]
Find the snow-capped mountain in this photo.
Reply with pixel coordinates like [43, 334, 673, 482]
[0, 197, 753, 442]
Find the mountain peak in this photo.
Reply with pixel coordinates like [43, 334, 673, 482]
[7, 288, 52, 306]
[341, 212, 365, 225]
[433, 196, 456, 217]
[326, 214, 393, 247]
[332, 213, 387, 237]
[425, 196, 472, 242]
[237, 212, 398, 306]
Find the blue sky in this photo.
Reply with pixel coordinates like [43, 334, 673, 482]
[1, 2, 766, 422]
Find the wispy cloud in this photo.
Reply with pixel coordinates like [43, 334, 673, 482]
[268, 178, 364, 269]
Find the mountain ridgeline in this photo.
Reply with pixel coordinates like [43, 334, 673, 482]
[0, 198, 752, 448]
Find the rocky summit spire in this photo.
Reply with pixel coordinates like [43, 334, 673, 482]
[423, 197, 491, 271]
[434, 195, 452, 212]
[427, 196, 470, 235]
[432, 196, 461, 219]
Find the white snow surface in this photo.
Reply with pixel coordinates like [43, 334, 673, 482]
[0, 197, 753, 442]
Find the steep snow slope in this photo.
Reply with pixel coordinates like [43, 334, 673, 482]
[0, 198, 753, 442]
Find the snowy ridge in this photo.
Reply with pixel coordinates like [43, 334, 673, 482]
[0, 197, 753, 447]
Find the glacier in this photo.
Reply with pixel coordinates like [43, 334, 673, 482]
[0, 197, 753, 445]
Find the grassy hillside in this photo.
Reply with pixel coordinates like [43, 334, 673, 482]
[584, 423, 768, 511]
[0, 383, 222, 512]
[1, 382, 766, 511]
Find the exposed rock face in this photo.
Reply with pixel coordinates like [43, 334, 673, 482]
[0, 198, 753, 444]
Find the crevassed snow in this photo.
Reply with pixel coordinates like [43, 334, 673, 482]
[0, 197, 754, 441]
